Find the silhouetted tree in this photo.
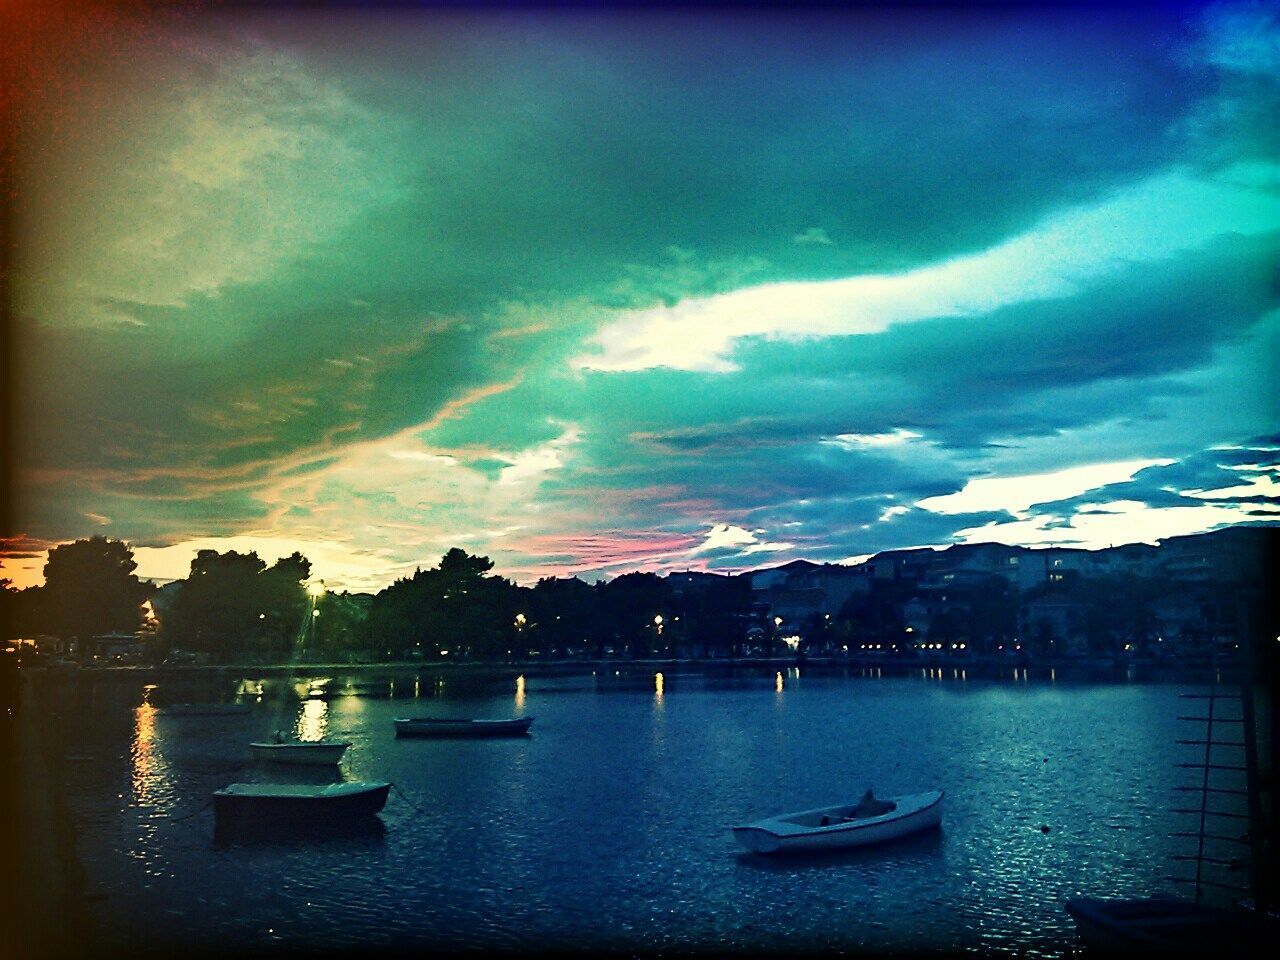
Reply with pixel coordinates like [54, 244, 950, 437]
[39, 537, 149, 650]
[163, 550, 312, 662]
[309, 592, 374, 662]
[366, 569, 427, 660]
[258, 553, 313, 658]
[165, 550, 266, 660]
[965, 579, 1018, 654]
[439, 547, 494, 581]
[0, 579, 16, 641]
[1081, 575, 1160, 655]
[599, 572, 670, 658]
[838, 583, 907, 646]
[670, 576, 753, 657]
[529, 576, 601, 657]
[366, 550, 522, 660]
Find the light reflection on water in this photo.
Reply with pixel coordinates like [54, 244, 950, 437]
[295, 698, 329, 741]
[42, 667, 1248, 957]
[129, 702, 163, 808]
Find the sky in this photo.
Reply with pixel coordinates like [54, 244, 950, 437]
[5, 2, 1279, 592]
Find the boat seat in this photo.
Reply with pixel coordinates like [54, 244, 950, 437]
[853, 801, 896, 818]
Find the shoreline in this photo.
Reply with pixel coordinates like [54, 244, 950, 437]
[22, 653, 1233, 681]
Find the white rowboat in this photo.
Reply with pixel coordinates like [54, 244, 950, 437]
[248, 740, 351, 766]
[733, 790, 944, 854]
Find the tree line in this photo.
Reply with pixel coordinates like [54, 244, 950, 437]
[3, 535, 1275, 666]
[0, 537, 757, 664]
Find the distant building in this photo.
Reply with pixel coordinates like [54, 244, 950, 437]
[89, 632, 144, 662]
[666, 571, 733, 597]
[30, 635, 66, 657]
[1159, 526, 1278, 585]
[864, 548, 935, 583]
[1014, 545, 1141, 589]
[786, 564, 872, 612]
[1149, 590, 1240, 658]
[1024, 548, 1092, 589]
[747, 561, 870, 629]
[765, 587, 826, 625]
[1091, 542, 1162, 578]
[747, 560, 821, 592]
[926, 542, 1025, 589]
[736, 525, 1277, 659]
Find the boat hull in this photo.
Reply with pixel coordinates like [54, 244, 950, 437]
[248, 741, 350, 766]
[213, 782, 390, 832]
[733, 791, 943, 854]
[393, 717, 533, 738]
[1065, 897, 1271, 954]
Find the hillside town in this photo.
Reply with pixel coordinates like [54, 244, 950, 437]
[4, 525, 1276, 669]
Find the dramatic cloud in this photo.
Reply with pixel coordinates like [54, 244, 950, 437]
[576, 171, 1280, 372]
[7, 4, 1279, 588]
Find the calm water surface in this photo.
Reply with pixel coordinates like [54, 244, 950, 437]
[38, 667, 1234, 955]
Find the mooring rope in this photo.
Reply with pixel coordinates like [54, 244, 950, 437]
[388, 781, 430, 816]
[166, 799, 214, 822]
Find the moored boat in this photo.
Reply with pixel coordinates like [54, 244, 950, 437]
[393, 716, 534, 738]
[733, 790, 943, 854]
[161, 702, 251, 716]
[212, 780, 390, 830]
[248, 739, 351, 766]
[1064, 897, 1272, 954]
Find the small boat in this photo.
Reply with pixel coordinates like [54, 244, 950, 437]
[1064, 897, 1273, 953]
[732, 790, 943, 854]
[248, 739, 351, 766]
[393, 716, 534, 738]
[212, 781, 390, 829]
[161, 702, 251, 716]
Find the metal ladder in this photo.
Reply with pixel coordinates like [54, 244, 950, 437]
[1168, 685, 1253, 902]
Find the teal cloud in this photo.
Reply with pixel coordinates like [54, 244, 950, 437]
[10, 4, 1280, 579]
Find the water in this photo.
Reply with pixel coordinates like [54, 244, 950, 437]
[34, 666, 1242, 955]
